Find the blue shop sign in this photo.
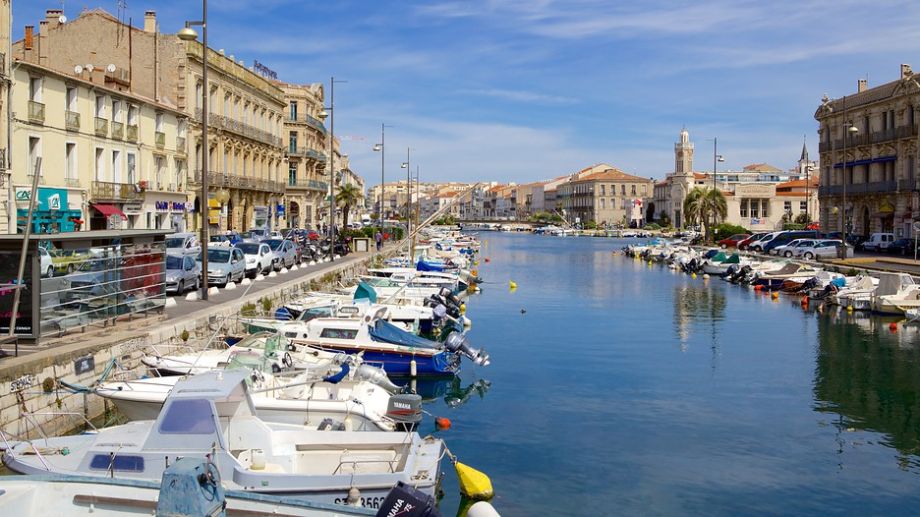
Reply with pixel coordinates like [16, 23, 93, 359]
[16, 187, 69, 211]
[276, 204, 285, 216]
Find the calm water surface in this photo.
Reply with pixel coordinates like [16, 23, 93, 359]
[431, 232, 920, 516]
[5, 232, 920, 516]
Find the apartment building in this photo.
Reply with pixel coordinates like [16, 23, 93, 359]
[556, 166, 654, 226]
[815, 64, 920, 238]
[278, 81, 327, 228]
[12, 19, 187, 233]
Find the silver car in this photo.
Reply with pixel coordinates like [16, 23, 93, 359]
[261, 239, 297, 270]
[165, 232, 201, 256]
[165, 253, 201, 294]
[198, 246, 245, 287]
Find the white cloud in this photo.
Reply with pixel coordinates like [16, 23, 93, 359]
[457, 88, 578, 105]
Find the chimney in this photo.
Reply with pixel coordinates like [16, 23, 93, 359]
[24, 26, 33, 50]
[857, 78, 868, 93]
[39, 20, 48, 35]
[144, 10, 156, 33]
[46, 9, 63, 29]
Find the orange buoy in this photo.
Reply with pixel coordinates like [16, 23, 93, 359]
[801, 296, 809, 305]
[435, 417, 452, 430]
[771, 292, 779, 300]
[889, 322, 899, 332]
[484, 258, 491, 263]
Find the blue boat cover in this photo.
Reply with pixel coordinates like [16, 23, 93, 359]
[369, 319, 441, 349]
[831, 277, 846, 287]
[353, 282, 378, 303]
[274, 307, 293, 320]
[417, 260, 445, 272]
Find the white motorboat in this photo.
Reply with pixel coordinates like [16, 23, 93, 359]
[3, 370, 444, 507]
[872, 272, 920, 315]
[141, 332, 347, 376]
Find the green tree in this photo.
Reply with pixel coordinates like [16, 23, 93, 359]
[683, 187, 727, 240]
[335, 184, 362, 229]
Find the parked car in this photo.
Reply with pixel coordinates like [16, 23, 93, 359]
[198, 246, 245, 287]
[737, 232, 768, 250]
[165, 253, 200, 294]
[887, 238, 919, 256]
[862, 232, 895, 252]
[261, 239, 297, 270]
[749, 232, 782, 252]
[165, 232, 201, 255]
[209, 234, 234, 248]
[39, 247, 53, 278]
[718, 234, 750, 249]
[762, 230, 819, 254]
[797, 239, 852, 260]
[237, 242, 273, 277]
[50, 249, 91, 275]
[771, 239, 817, 257]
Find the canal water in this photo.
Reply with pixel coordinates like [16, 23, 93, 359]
[430, 231, 920, 516]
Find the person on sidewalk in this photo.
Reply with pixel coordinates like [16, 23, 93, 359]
[375, 230, 383, 251]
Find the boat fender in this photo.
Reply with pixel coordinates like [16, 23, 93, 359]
[410, 358, 418, 377]
[347, 487, 362, 507]
[467, 501, 501, 517]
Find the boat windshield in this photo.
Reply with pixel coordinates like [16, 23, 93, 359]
[298, 306, 335, 322]
[159, 399, 217, 435]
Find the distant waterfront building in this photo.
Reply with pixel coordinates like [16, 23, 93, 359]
[815, 64, 920, 239]
[556, 166, 654, 227]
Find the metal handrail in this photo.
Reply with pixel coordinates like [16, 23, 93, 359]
[332, 457, 398, 475]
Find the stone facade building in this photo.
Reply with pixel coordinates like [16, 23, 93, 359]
[556, 166, 654, 227]
[0, 0, 10, 233]
[815, 64, 920, 239]
[278, 81, 327, 228]
[13, 9, 287, 233]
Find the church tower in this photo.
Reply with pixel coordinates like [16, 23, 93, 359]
[674, 127, 694, 175]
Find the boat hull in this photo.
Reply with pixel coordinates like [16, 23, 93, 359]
[299, 342, 460, 376]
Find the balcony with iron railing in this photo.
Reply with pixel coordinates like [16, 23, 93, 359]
[65, 110, 80, 131]
[286, 178, 329, 192]
[819, 124, 919, 152]
[818, 180, 899, 197]
[194, 108, 283, 148]
[27, 100, 45, 124]
[111, 121, 124, 140]
[189, 170, 286, 194]
[94, 117, 108, 137]
[288, 114, 327, 134]
[91, 181, 140, 201]
[0, 52, 6, 77]
[155, 131, 166, 149]
[126, 124, 138, 142]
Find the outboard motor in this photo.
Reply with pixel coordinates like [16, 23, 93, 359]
[444, 331, 490, 366]
[156, 458, 226, 517]
[374, 481, 442, 517]
[386, 392, 424, 431]
[354, 363, 401, 392]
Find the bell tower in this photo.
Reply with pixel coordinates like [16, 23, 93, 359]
[674, 127, 694, 175]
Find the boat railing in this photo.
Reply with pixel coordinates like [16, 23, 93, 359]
[332, 456, 399, 475]
[0, 427, 52, 471]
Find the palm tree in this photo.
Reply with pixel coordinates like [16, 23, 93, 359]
[683, 187, 727, 240]
[335, 184, 362, 229]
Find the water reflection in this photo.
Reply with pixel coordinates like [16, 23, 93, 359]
[396, 376, 492, 409]
[672, 283, 726, 365]
[813, 312, 920, 467]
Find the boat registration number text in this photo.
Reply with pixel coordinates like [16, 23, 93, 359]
[333, 496, 385, 508]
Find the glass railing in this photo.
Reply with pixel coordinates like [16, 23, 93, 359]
[38, 242, 166, 336]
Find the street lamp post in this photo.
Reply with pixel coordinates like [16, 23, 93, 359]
[711, 137, 724, 237]
[805, 164, 815, 224]
[822, 94, 859, 257]
[177, 1, 209, 301]
[401, 150, 410, 258]
[373, 124, 392, 222]
[319, 77, 345, 262]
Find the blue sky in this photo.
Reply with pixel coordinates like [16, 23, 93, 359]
[14, 1, 920, 185]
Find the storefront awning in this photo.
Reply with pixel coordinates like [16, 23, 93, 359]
[91, 203, 126, 218]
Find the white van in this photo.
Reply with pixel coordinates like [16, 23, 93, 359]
[862, 232, 895, 252]
[750, 232, 782, 252]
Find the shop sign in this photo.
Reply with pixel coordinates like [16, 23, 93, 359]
[156, 201, 185, 212]
[123, 202, 143, 215]
[15, 187, 69, 211]
[155, 201, 169, 212]
[276, 204, 285, 216]
[108, 214, 123, 229]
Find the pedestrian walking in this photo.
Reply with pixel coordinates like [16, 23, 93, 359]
[375, 230, 383, 251]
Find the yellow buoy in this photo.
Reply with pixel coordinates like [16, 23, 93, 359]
[460, 303, 467, 314]
[448, 450, 494, 501]
[771, 292, 779, 300]
[509, 280, 517, 289]
[691, 273, 697, 279]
